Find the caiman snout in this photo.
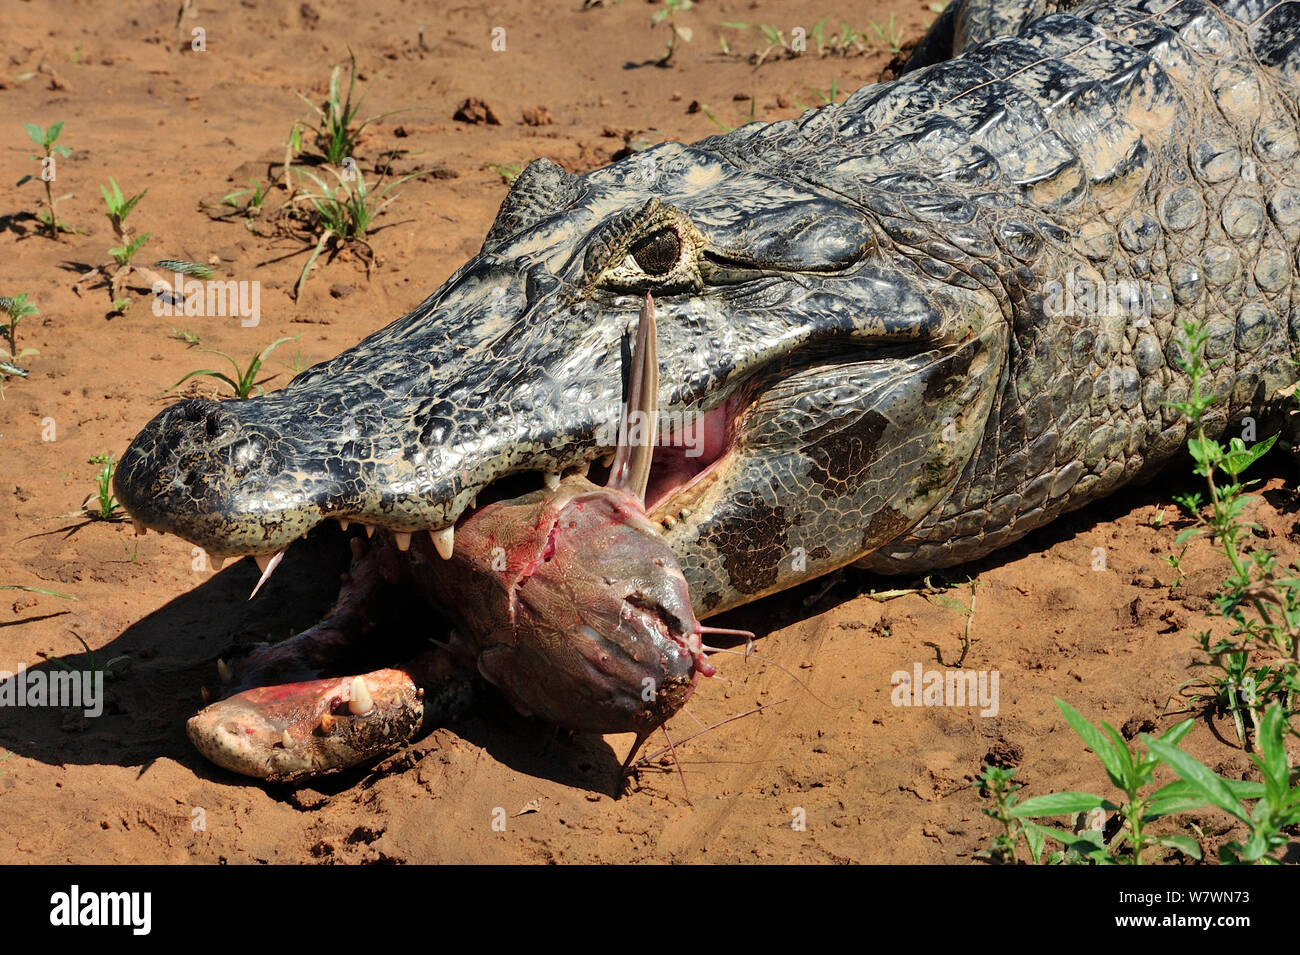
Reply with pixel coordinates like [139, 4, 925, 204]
[114, 395, 310, 554]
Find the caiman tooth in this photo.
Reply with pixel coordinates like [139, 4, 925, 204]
[280, 729, 293, 748]
[394, 531, 412, 551]
[574, 461, 591, 478]
[468, 496, 477, 510]
[210, 555, 225, 572]
[600, 450, 615, 467]
[429, 526, 454, 560]
[348, 676, 374, 716]
[249, 549, 285, 600]
[365, 524, 376, 538]
[339, 519, 350, 531]
[132, 518, 147, 536]
[543, 471, 561, 490]
[216, 658, 233, 684]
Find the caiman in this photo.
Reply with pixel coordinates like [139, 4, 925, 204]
[115, 0, 1300, 778]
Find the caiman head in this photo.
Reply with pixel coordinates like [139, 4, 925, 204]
[116, 127, 1009, 615]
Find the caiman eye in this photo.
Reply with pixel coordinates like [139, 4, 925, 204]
[628, 229, 681, 275]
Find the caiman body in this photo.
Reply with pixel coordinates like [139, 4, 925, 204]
[118, 0, 1300, 618]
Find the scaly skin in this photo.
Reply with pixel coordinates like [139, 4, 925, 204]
[117, 0, 1299, 620]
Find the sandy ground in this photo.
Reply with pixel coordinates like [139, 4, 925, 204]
[1, 0, 1296, 864]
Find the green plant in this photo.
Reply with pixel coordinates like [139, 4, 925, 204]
[720, 18, 869, 63]
[222, 178, 270, 217]
[47, 632, 129, 683]
[836, 22, 866, 53]
[100, 177, 148, 235]
[1163, 549, 1187, 590]
[697, 104, 733, 132]
[280, 120, 306, 201]
[0, 293, 40, 371]
[169, 327, 202, 347]
[790, 79, 845, 112]
[487, 163, 522, 184]
[1146, 704, 1300, 864]
[109, 232, 150, 269]
[868, 13, 905, 53]
[281, 345, 311, 376]
[975, 765, 1024, 864]
[924, 578, 979, 666]
[652, 0, 694, 66]
[74, 177, 163, 309]
[288, 166, 420, 299]
[1166, 317, 1299, 747]
[169, 336, 301, 398]
[19, 121, 75, 238]
[85, 453, 124, 522]
[978, 699, 1265, 864]
[297, 52, 416, 165]
[0, 585, 78, 600]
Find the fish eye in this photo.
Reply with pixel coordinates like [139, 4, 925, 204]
[628, 229, 681, 276]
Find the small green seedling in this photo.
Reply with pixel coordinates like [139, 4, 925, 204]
[487, 163, 522, 184]
[19, 121, 76, 238]
[868, 14, 905, 53]
[279, 120, 306, 201]
[100, 177, 148, 235]
[222, 178, 270, 217]
[652, 0, 694, 66]
[281, 345, 311, 376]
[169, 335, 301, 398]
[109, 232, 150, 269]
[721, 18, 868, 63]
[169, 327, 202, 347]
[85, 453, 124, 522]
[0, 293, 40, 370]
[46, 631, 129, 683]
[975, 765, 1025, 864]
[74, 177, 168, 309]
[288, 166, 420, 299]
[696, 104, 734, 133]
[790, 80, 844, 112]
[297, 52, 417, 165]
[0, 585, 78, 600]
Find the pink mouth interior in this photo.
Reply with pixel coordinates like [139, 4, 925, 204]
[643, 398, 737, 513]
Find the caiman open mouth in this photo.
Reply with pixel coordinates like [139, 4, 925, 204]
[121, 332, 958, 602]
